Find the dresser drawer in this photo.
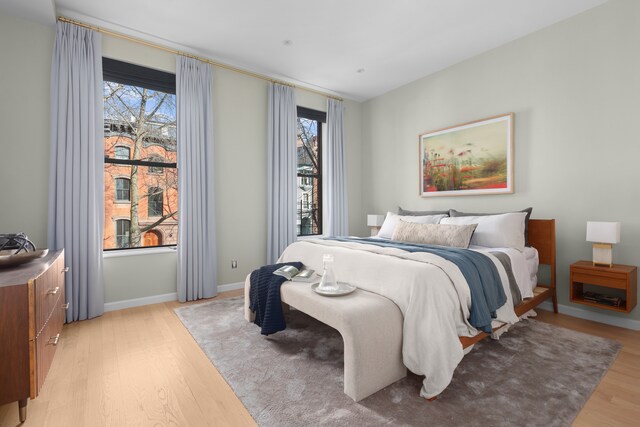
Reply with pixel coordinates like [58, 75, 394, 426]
[35, 293, 65, 393]
[33, 256, 65, 336]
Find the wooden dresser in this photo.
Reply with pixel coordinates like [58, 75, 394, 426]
[0, 249, 67, 422]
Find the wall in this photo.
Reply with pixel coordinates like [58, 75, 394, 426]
[361, 0, 640, 323]
[0, 11, 364, 306]
[0, 12, 53, 248]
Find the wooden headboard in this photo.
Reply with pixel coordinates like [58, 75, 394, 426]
[527, 219, 556, 268]
[524, 218, 557, 312]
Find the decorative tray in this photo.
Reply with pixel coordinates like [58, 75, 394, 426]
[311, 282, 356, 297]
[0, 249, 49, 268]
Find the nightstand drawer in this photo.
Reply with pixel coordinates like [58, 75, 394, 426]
[571, 266, 628, 280]
[571, 272, 627, 290]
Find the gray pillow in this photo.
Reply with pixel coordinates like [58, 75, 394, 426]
[398, 206, 449, 216]
[449, 207, 533, 246]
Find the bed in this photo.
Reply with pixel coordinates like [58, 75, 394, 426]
[246, 213, 557, 400]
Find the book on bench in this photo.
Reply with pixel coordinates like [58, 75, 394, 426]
[273, 265, 319, 283]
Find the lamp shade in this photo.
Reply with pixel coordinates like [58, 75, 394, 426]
[367, 214, 385, 227]
[586, 221, 621, 244]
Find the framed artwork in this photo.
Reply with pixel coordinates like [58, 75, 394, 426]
[419, 113, 514, 197]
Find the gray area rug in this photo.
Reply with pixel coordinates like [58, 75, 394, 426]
[174, 297, 621, 427]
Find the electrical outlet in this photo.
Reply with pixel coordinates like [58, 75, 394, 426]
[231, 260, 238, 269]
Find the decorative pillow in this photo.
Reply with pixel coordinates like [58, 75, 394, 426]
[398, 206, 449, 216]
[378, 212, 447, 239]
[449, 207, 533, 246]
[392, 221, 478, 248]
[441, 212, 527, 250]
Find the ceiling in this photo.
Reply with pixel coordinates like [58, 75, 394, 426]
[1, 0, 607, 101]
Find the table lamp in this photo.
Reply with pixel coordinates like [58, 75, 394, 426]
[586, 221, 620, 267]
[367, 214, 385, 236]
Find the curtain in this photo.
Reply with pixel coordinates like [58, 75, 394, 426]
[48, 22, 104, 322]
[325, 98, 348, 237]
[267, 83, 297, 264]
[176, 56, 217, 302]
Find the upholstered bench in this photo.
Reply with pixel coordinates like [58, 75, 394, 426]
[244, 276, 406, 401]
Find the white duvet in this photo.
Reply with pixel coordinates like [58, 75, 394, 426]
[279, 238, 520, 398]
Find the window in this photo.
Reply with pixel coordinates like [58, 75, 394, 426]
[114, 146, 130, 159]
[296, 106, 325, 236]
[148, 187, 163, 217]
[147, 155, 164, 174]
[103, 58, 178, 250]
[115, 178, 131, 201]
[115, 219, 131, 248]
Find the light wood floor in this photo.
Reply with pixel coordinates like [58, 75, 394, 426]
[0, 292, 638, 427]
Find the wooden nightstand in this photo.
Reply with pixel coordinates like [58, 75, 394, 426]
[570, 261, 637, 312]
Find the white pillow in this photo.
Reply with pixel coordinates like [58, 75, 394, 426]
[440, 212, 527, 250]
[378, 212, 447, 239]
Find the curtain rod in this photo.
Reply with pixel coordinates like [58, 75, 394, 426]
[57, 16, 344, 102]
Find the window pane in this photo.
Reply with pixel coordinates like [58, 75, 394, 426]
[297, 111, 323, 236]
[297, 117, 319, 175]
[103, 75, 177, 250]
[115, 178, 130, 201]
[114, 146, 130, 159]
[297, 176, 321, 236]
[146, 155, 169, 174]
[115, 219, 131, 248]
[104, 166, 178, 249]
[148, 187, 163, 217]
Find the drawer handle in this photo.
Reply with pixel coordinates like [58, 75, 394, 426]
[47, 286, 60, 295]
[62, 302, 70, 310]
[62, 267, 69, 273]
[48, 334, 60, 346]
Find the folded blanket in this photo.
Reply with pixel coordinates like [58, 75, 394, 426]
[249, 262, 303, 335]
[490, 251, 522, 306]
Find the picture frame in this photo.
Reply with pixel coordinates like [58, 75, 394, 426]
[419, 113, 514, 197]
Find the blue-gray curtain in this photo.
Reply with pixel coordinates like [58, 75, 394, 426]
[325, 98, 348, 237]
[267, 83, 297, 264]
[176, 56, 217, 302]
[48, 21, 104, 321]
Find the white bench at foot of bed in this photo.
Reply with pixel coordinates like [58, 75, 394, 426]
[244, 276, 407, 402]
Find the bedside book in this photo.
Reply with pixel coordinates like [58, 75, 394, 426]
[273, 265, 319, 283]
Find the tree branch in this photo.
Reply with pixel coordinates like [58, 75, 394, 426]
[145, 93, 169, 120]
[140, 211, 178, 233]
[113, 91, 140, 120]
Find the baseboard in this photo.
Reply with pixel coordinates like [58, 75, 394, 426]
[104, 292, 178, 312]
[538, 301, 640, 331]
[103, 281, 245, 312]
[217, 281, 245, 293]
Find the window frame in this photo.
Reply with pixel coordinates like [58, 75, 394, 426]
[296, 106, 326, 237]
[103, 58, 177, 252]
